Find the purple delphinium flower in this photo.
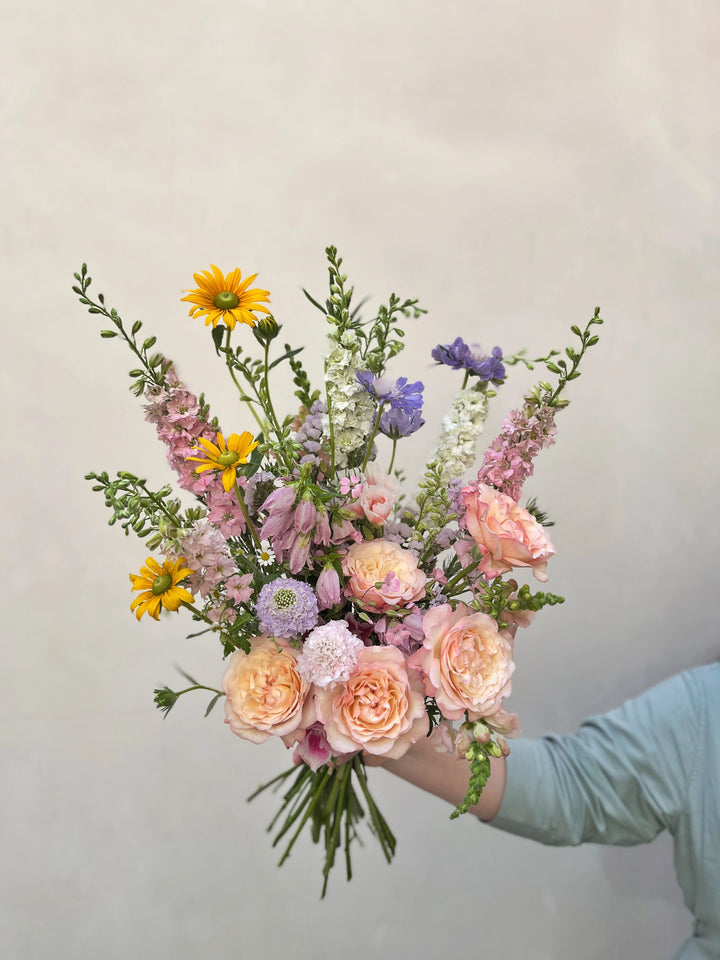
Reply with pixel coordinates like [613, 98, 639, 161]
[255, 577, 319, 639]
[378, 406, 425, 438]
[356, 371, 424, 414]
[432, 338, 506, 382]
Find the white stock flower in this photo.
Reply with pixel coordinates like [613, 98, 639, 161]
[434, 389, 490, 482]
[323, 332, 375, 465]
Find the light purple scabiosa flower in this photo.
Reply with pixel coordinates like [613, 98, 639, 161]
[356, 371, 424, 414]
[378, 406, 425, 438]
[255, 577, 319, 639]
[296, 620, 365, 688]
[432, 338, 506, 382]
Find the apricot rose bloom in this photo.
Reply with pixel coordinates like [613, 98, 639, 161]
[408, 603, 514, 721]
[462, 482, 554, 582]
[313, 646, 427, 758]
[342, 539, 426, 611]
[222, 637, 313, 745]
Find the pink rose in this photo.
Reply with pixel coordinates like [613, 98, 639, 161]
[409, 603, 514, 721]
[358, 464, 399, 526]
[222, 637, 314, 745]
[462, 483, 554, 582]
[342, 539, 427, 611]
[313, 646, 427, 759]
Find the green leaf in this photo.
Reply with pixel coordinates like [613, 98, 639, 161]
[302, 288, 328, 315]
[268, 346, 304, 371]
[204, 692, 224, 717]
[211, 323, 226, 356]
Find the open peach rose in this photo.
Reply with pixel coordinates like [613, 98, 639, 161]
[462, 482, 554, 582]
[313, 645, 427, 758]
[222, 636, 314, 745]
[342, 539, 426, 611]
[409, 603, 514, 721]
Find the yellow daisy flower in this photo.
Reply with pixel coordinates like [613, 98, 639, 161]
[129, 557, 195, 621]
[186, 431, 259, 492]
[181, 265, 271, 329]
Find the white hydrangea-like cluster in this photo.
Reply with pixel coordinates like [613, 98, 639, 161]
[434, 389, 490, 482]
[296, 620, 365, 688]
[323, 329, 375, 466]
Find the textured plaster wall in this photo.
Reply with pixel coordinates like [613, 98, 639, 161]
[3, 2, 719, 958]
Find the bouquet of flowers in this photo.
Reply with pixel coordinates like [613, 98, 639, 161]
[75, 248, 601, 895]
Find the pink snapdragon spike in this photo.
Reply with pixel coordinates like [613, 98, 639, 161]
[206, 486, 247, 537]
[477, 404, 557, 502]
[144, 371, 221, 497]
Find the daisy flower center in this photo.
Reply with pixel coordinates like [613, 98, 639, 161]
[152, 573, 173, 595]
[217, 450, 240, 467]
[214, 291, 240, 310]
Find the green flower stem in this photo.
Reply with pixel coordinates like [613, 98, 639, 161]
[180, 601, 218, 628]
[320, 763, 351, 897]
[223, 327, 268, 436]
[324, 364, 336, 476]
[271, 775, 317, 842]
[277, 767, 332, 866]
[439, 562, 476, 597]
[246, 766, 297, 804]
[387, 438, 398, 475]
[361, 405, 385, 472]
[77, 282, 164, 388]
[264, 766, 314, 830]
[352, 755, 396, 862]
[233, 482, 262, 549]
[262, 340, 291, 462]
[173, 684, 224, 698]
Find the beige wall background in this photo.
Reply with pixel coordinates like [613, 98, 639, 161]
[3, 1, 719, 958]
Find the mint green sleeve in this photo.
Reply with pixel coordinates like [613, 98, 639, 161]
[491, 671, 699, 846]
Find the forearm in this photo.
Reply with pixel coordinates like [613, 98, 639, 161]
[377, 734, 507, 821]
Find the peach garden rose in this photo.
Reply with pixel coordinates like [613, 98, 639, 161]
[313, 645, 427, 759]
[461, 482, 554, 582]
[342, 538, 426, 611]
[222, 636, 313, 745]
[409, 603, 514, 721]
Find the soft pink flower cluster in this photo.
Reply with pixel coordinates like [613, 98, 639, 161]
[259, 486, 359, 575]
[223, 624, 427, 762]
[171, 520, 237, 598]
[477, 403, 557, 502]
[144, 368, 220, 496]
[222, 597, 518, 767]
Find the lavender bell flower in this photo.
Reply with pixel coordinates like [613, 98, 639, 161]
[316, 566, 341, 609]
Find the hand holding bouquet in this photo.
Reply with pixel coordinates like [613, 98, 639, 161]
[75, 248, 601, 894]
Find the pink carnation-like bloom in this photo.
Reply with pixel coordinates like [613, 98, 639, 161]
[342, 539, 427, 612]
[296, 620, 365, 688]
[313, 645, 427, 759]
[222, 637, 314, 745]
[461, 483, 554, 582]
[409, 603, 514, 722]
